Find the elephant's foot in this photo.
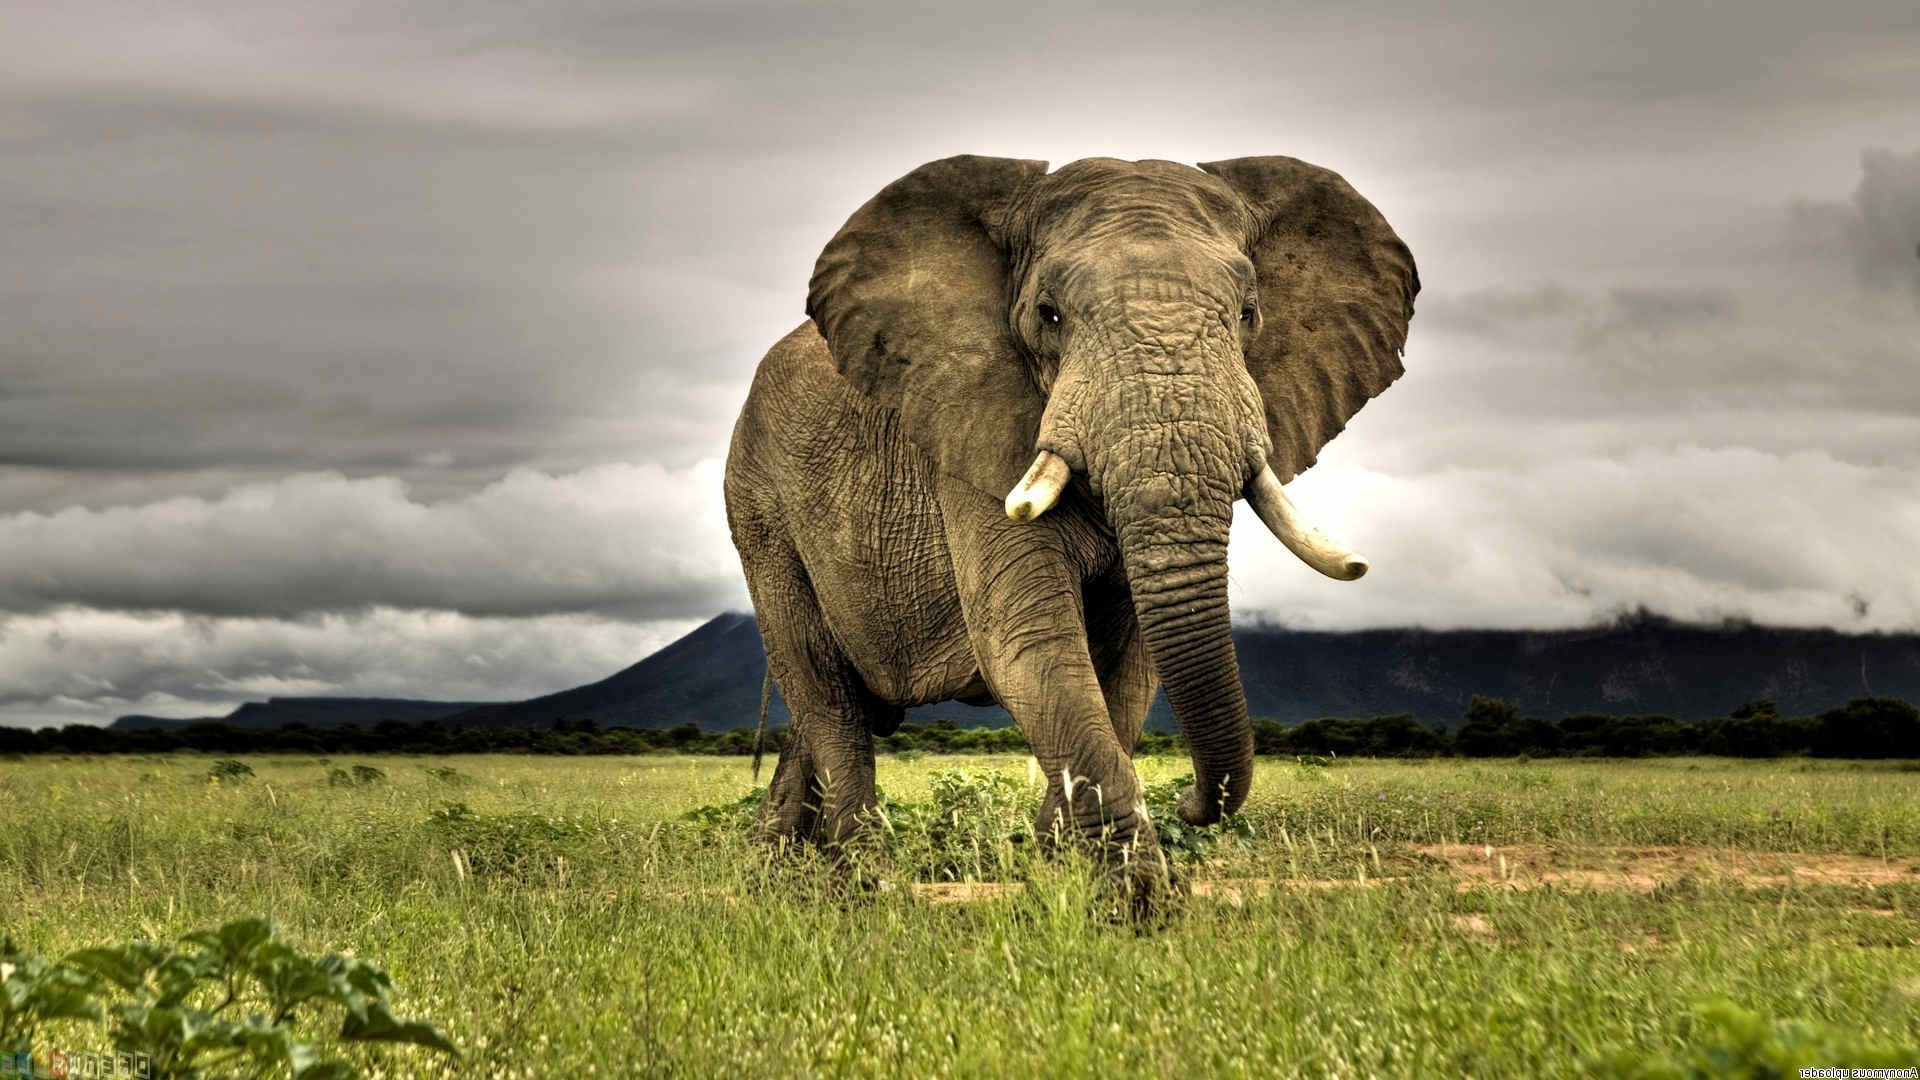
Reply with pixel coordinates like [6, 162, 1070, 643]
[1033, 780, 1184, 919]
[755, 744, 886, 884]
[1107, 841, 1187, 923]
[755, 784, 880, 849]
[755, 739, 822, 845]
[1035, 767, 1150, 851]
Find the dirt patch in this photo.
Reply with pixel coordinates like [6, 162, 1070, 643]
[901, 846, 1920, 904]
[1415, 844, 1920, 892]
[1617, 932, 1665, 954]
[1449, 912, 1500, 945]
[915, 881, 1022, 904]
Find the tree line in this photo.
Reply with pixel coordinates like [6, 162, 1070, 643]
[1275, 696, 1920, 759]
[4, 695, 1918, 758]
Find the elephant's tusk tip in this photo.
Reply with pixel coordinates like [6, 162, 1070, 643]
[1245, 465, 1371, 581]
[1004, 450, 1070, 523]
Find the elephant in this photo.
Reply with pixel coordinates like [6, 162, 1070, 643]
[724, 154, 1417, 886]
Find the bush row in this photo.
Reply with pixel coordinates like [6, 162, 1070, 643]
[5, 694, 1918, 758]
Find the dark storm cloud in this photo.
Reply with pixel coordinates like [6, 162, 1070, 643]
[2, 1, 1918, 723]
[3, 1, 1915, 490]
[0, 96, 706, 481]
[1844, 149, 1920, 295]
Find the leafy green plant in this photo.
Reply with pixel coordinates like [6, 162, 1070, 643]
[2, 935, 101, 1055]
[4, 919, 453, 1079]
[327, 765, 386, 788]
[426, 802, 475, 824]
[1290, 753, 1336, 783]
[913, 768, 1035, 880]
[1143, 775, 1256, 865]
[425, 802, 600, 877]
[679, 787, 765, 829]
[679, 770, 1040, 880]
[925, 769, 1030, 846]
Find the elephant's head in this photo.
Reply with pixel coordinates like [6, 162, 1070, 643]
[807, 156, 1417, 825]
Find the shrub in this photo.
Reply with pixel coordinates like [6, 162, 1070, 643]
[425, 803, 600, 878]
[1143, 775, 1255, 865]
[1, 935, 99, 1055]
[327, 764, 387, 788]
[1813, 697, 1920, 758]
[3, 919, 454, 1079]
[918, 768, 1033, 877]
[679, 788, 766, 830]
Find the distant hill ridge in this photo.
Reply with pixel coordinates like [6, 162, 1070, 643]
[114, 697, 492, 731]
[111, 611, 1920, 732]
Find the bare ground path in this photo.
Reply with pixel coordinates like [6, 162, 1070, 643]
[907, 844, 1920, 903]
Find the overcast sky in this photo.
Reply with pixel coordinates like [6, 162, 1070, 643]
[3, 1, 1918, 726]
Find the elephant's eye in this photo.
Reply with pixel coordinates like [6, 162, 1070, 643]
[1239, 302, 1257, 323]
[1036, 302, 1061, 327]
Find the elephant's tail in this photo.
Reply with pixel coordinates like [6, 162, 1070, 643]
[751, 667, 773, 783]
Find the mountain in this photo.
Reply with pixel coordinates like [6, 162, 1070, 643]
[114, 611, 1920, 733]
[112, 714, 200, 731]
[109, 698, 494, 732]
[412, 611, 1920, 730]
[437, 611, 1004, 730]
[1227, 613, 1920, 726]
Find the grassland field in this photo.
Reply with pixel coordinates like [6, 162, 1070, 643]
[4, 753, 1919, 1077]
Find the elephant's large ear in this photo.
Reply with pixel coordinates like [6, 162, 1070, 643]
[807, 155, 1049, 497]
[1199, 156, 1419, 482]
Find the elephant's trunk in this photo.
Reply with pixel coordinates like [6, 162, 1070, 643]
[1017, 299, 1277, 826]
[1110, 473, 1254, 825]
[1084, 352, 1258, 825]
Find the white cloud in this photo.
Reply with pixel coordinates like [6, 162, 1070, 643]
[1232, 448, 1920, 632]
[0, 606, 701, 728]
[0, 461, 747, 618]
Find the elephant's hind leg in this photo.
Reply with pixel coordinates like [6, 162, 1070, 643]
[740, 542, 884, 852]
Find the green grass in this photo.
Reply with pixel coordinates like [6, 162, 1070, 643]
[3, 754, 1918, 1077]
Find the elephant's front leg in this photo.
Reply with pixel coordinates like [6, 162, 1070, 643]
[941, 491, 1157, 867]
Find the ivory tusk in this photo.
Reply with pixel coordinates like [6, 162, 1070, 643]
[1245, 465, 1369, 581]
[1004, 450, 1071, 521]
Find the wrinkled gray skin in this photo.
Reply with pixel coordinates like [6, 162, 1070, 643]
[725, 156, 1416, 887]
